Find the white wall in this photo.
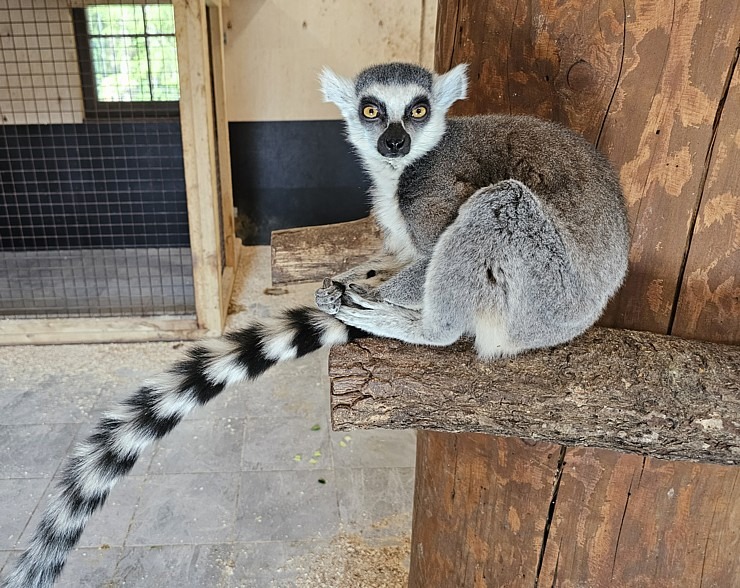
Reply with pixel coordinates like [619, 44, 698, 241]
[0, 0, 85, 125]
[222, 0, 437, 122]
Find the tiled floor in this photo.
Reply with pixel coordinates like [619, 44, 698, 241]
[0, 246, 416, 587]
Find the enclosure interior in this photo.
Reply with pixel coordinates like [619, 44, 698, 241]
[1, 1, 195, 319]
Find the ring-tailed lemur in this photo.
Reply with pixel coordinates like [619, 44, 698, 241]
[2, 62, 628, 587]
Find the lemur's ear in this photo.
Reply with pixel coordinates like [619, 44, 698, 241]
[319, 67, 355, 113]
[433, 63, 468, 111]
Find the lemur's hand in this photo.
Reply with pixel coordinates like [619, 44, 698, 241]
[315, 278, 344, 315]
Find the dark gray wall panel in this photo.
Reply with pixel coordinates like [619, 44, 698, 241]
[229, 120, 371, 245]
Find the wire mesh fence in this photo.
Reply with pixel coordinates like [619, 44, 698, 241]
[0, 0, 195, 319]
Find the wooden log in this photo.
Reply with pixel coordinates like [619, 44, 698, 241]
[409, 432, 562, 587]
[270, 217, 382, 285]
[537, 447, 740, 587]
[329, 328, 740, 465]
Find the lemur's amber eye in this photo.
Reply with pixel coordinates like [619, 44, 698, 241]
[410, 105, 428, 119]
[363, 105, 379, 119]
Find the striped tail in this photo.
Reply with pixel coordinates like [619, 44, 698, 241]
[1, 306, 361, 588]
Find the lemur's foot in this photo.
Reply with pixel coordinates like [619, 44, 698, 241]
[315, 278, 344, 315]
[344, 283, 380, 303]
[335, 285, 423, 338]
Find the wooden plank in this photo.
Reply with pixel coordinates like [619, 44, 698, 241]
[207, 4, 237, 273]
[0, 316, 204, 345]
[538, 448, 740, 587]
[270, 217, 383, 285]
[173, 0, 224, 334]
[408, 432, 561, 588]
[329, 328, 740, 464]
[672, 48, 740, 344]
[219, 241, 240, 324]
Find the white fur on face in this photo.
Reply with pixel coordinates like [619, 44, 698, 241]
[350, 82, 448, 169]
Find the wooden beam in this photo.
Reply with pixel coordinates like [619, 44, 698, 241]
[207, 3, 237, 274]
[0, 316, 204, 345]
[173, 0, 224, 334]
[329, 328, 740, 464]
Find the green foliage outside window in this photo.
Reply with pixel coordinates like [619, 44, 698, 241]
[85, 4, 179, 103]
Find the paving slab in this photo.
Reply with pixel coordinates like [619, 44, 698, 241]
[0, 478, 52, 549]
[0, 423, 79, 478]
[19, 475, 146, 550]
[335, 468, 416, 538]
[149, 418, 246, 475]
[235, 470, 340, 542]
[126, 472, 240, 546]
[241, 416, 332, 472]
[330, 428, 417, 469]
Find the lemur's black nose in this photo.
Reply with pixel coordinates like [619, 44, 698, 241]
[386, 134, 407, 150]
[378, 123, 411, 157]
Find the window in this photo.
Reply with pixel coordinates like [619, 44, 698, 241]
[73, 4, 180, 118]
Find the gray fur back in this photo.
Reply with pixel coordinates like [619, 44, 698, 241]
[397, 114, 629, 304]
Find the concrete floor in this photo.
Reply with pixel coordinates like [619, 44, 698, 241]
[0, 246, 416, 587]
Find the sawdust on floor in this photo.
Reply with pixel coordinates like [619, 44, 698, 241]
[289, 533, 411, 588]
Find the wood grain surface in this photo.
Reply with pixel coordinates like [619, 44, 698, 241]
[329, 328, 740, 464]
[270, 217, 382, 285]
[537, 449, 740, 587]
[672, 49, 740, 344]
[408, 433, 562, 588]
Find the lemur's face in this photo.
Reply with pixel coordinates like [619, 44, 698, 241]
[320, 63, 468, 169]
[356, 83, 433, 159]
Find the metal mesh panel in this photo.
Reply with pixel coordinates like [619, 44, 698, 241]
[0, 0, 195, 318]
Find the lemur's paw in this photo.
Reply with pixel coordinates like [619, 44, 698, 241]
[343, 284, 382, 309]
[316, 278, 344, 315]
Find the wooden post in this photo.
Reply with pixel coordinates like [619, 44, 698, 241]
[173, 0, 224, 334]
[206, 2, 240, 324]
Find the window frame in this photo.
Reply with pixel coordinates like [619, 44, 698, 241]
[72, 6, 180, 120]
